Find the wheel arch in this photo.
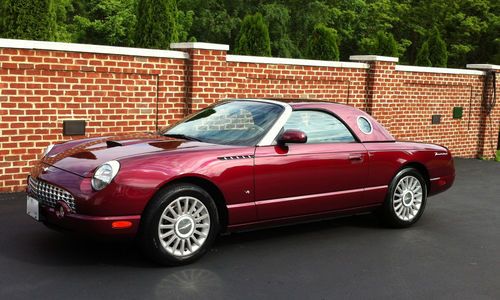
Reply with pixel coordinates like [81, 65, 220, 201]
[398, 162, 431, 193]
[146, 176, 229, 231]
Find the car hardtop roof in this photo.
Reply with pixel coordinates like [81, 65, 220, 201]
[231, 98, 353, 109]
[227, 98, 395, 143]
[260, 98, 395, 143]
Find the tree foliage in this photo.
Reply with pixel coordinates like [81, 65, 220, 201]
[415, 41, 432, 66]
[1, 0, 498, 66]
[178, 0, 240, 47]
[260, 3, 298, 58]
[427, 27, 448, 67]
[74, 0, 136, 46]
[135, 0, 177, 49]
[235, 13, 271, 57]
[360, 31, 400, 57]
[0, 0, 56, 41]
[306, 24, 340, 61]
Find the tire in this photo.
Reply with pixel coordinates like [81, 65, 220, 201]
[379, 168, 427, 228]
[139, 183, 220, 266]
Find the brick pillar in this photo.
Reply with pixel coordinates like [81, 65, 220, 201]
[467, 64, 500, 158]
[170, 42, 229, 114]
[349, 55, 398, 118]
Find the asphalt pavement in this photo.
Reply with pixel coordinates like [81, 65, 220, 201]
[0, 158, 499, 299]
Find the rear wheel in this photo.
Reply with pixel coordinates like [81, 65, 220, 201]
[139, 183, 219, 266]
[379, 168, 427, 228]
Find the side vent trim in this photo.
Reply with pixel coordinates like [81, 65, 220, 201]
[218, 155, 255, 160]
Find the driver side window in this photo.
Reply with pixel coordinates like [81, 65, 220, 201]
[284, 110, 355, 143]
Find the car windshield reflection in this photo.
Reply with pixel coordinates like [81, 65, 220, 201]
[164, 101, 284, 146]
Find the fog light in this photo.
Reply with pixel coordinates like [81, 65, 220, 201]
[112, 221, 133, 229]
[55, 201, 70, 219]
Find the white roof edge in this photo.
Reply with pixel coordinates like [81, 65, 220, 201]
[396, 65, 485, 76]
[349, 55, 399, 63]
[170, 42, 229, 51]
[227, 98, 291, 107]
[226, 54, 369, 69]
[466, 64, 500, 71]
[0, 38, 189, 59]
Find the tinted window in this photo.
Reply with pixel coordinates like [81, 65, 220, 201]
[283, 110, 355, 143]
[165, 101, 283, 146]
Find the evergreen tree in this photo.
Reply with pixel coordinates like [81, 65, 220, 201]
[74, 0, 136, 46]
[135, 0, 178, 49]
[50, 0, 74, 42]
[260, 3, 299, 58]
[305, 23, 340, 61]
[415, 41, 432, 66]
[361, 31, 399, 57]
[427, 27, 448, 67]
[178, 0, 240, 48]
[378, 31, 399, 57]
[235, 13, 271, 56]
[0, 0, 56, 41]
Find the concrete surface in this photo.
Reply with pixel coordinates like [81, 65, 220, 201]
[0, 158, 498, 299]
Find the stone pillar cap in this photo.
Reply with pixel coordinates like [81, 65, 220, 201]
[349, 55, 399, 63]
[466, 64, 500, 71]
[170, 42, 229, 51]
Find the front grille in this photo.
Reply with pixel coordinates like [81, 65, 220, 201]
[28, 177, 76, 212]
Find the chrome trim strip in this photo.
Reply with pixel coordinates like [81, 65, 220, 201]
[227, 202, 255, 209]
[256, 189, 364, 206]
[255, 185, 387, 206]
[430, 177, 441, 181]
[364, 185, 388, 192]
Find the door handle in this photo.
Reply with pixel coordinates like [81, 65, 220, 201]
[348, 154, 363, 161]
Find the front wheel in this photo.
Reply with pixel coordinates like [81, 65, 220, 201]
[139, 183, 220, 266]
[379, 168, 427, 228]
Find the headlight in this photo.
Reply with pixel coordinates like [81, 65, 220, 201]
[91, 161, 120, 191]
[42, 144, 55, 157]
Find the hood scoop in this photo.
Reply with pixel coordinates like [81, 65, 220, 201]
[106, 140, 123, 148]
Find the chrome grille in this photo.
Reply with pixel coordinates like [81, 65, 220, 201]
[28, 177, 76, 212]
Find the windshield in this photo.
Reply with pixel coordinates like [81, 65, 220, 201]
[164, 101, 284, 146]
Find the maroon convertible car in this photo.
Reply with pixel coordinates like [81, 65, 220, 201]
[26, 99, 455, 265]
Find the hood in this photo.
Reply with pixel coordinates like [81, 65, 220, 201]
[42, 133, 215, 177]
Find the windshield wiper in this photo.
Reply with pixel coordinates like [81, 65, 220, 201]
[163, 133, 203, 142]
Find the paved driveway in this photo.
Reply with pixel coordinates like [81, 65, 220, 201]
[0, 158, 498, 299]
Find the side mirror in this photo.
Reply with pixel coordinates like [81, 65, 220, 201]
[278, 129, 307, 145]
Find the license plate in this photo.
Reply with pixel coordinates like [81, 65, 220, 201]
[27, 196, 39, 221]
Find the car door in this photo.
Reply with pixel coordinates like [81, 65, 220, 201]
[254, 109, 369, 220]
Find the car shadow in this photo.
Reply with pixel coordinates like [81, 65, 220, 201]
[216, 212, 383, 246]
[2, 209, 383, 268]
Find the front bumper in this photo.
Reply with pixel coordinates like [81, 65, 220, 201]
[27, 161, 153, 237]
[27, 170, 142, 238]
[38, 204, 141, 237]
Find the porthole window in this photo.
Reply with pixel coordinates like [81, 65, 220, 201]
[357, 116, 373, 134]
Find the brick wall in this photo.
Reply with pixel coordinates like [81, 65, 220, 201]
[1, 39, 499, 192]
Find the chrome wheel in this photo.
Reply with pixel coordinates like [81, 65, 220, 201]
[158, 196, 211, 258]
[393, 175, 423, 221]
